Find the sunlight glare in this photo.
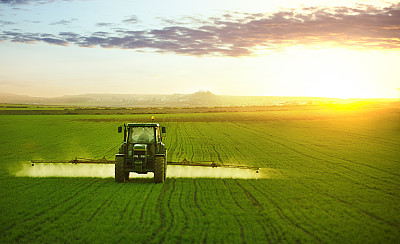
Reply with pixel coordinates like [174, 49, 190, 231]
[304, 49, 373, 99]
[260, 47, 378, 99]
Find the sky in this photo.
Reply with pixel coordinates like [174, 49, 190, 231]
[0, 0, 399, 98]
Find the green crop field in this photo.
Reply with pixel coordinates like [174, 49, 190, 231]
[0, 103, 399, 243]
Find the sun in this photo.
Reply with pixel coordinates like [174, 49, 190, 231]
[254, 47, 380, 99]
[297, 48, 376, 99]
[306, 77, 359, 99]
[305, 64, 370, 99]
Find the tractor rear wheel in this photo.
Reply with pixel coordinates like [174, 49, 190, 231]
[115, 156, 125, 183]
[154, 156, 165, 183]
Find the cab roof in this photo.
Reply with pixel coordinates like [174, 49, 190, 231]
[127, 123, 159, 127]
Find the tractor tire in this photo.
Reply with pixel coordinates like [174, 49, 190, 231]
[115, 155, 125, 183]
[154, 156, 165, 183]
[164, 150, 167, 179]
[163, 157, 167, 179]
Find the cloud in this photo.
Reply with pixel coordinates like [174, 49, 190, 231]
[24, 20, 42, 24]
[122, 15, 138, 24]
[96, 22, 115, 27]
[1, 31, 68, 45]
[0, 0, 27, 4]
[50, 18, 76, 25]
[1, 4, 399, 56]
[0, 0, 72, 4]
[0, 20, 16, 26]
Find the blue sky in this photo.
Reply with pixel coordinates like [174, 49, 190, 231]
[0, 0, 399, 98]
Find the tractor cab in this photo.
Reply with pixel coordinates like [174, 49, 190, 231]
[129, 124, 159, 144]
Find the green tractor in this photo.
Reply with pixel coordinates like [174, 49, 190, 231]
[115, 123, 167, 183]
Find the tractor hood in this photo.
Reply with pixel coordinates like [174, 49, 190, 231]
[133, 144, 147, 151]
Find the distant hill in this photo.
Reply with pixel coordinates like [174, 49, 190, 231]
[0, 91, 396, 107]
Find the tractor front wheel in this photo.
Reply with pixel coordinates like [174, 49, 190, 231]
[164, 150, 167, 179]
[115, 155, 125, 183]
[154, 156, 165, 183]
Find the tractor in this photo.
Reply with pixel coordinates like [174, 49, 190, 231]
[115, 123, 167, 183]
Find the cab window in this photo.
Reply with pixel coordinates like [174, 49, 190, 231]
[129, 127, 155, 143]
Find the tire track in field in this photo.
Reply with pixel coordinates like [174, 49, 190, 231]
[215, 180, 245, 242]
[18, 124, 111, 162]
[238, 122, 400, 180]
[223, 180, 245, 211]
[233, 180, 263, 210]
[23, 125, 94, 158]
[167, 123, 180, 160]
[178, 180, 189, 239]
[271, 127, 400, 179]
[295, 178, 399, 229]
[245, 180, 324, 242]
[219, 128, 246, 163]
[193, 123, 208, 161]
[30, 179, 115, 237]
[54, 180, 111, 222]
[232, 122, 399, 189]
[278, 140, 399, 192]
[206, 123, 243, 164]
[44, 179, 110, 224]
[177, 123, 186, 160]
[12, 179, 104, 242]
[186, 124, 196, 162]
[256, 182, 333, 239]
[120, 186, 136, 221]
[219, 122, 278, 166]
[163, 179, 176, 241]
[178, 123, 191, 160]
[24, 179, 101, 222]
[324, 125, 399, 146]
[190, 142, 195, 162]
[178, 120, 194, 161]
[249, 179, 340, 238]
[151, 179, 176, 243]
[191, 179, 207, 243]
[201, 123, 243, 165]
[170, 123, 183, 160]
[211, 144, 223, 163]
[190, 122, 206, 161]
[193, 179, 206, 217]
[232, 180, 275, 243]
[119, 182, 156, 230]
[87, 183, 125, 222]
[137, 185, 156, 224]
[309, 147, 400, 179]
[1, 178, 93, 233]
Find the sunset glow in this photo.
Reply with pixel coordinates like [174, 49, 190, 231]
[0, 0, 399, 98]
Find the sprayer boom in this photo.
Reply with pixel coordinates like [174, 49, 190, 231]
[31, 157, 259, 171]
[31, 157, 114, 166]
[167, 158, 259, 171]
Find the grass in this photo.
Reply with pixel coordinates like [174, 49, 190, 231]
[0, 103, 399, 243]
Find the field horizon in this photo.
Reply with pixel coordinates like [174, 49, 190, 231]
[1, 91, 398, 108]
